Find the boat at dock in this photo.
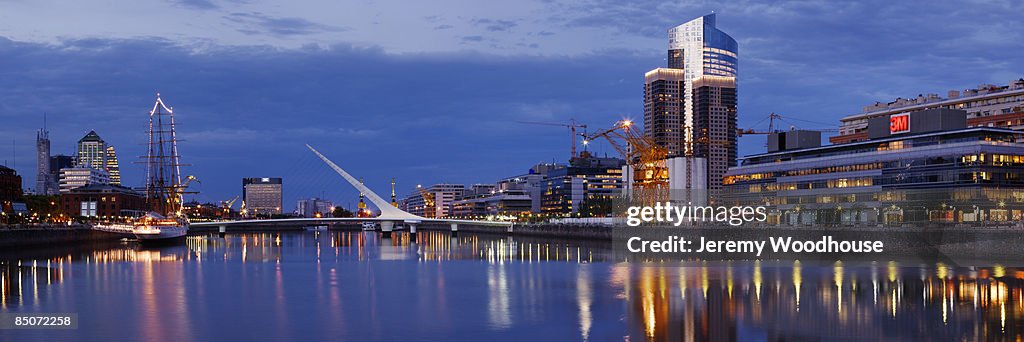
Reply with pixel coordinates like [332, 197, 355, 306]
[92, 94, 196, 243]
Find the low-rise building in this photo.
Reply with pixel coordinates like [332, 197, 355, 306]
[541, 156, 625, 216]
[724, 108, 1024, 225]
[60, 183, 147, 219]
[297, 197, 334, 218]
[452, 178, 536, 218]
[402, 183, 465, 218]
[0, 165, 23, 213]
[58, 167, 109, 193]
[833, 78, 1024, 144]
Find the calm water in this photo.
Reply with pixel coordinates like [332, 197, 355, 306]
[1, 230, 1023, 341]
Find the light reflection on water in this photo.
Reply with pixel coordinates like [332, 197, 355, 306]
[0, 230, 1021, 341]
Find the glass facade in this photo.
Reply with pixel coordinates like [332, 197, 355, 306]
[664, 14, 739, 146]
[723, 128, 1024, 225]
[653, 14, 738, 201]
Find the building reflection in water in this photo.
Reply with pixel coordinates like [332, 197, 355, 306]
[0, 256, 68, 308]
[618, 260, 1024, 341]
[4, 231, 1023, 341]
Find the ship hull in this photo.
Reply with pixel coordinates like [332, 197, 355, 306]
[133, 225, 189, 242]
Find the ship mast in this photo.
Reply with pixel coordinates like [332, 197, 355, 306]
[145, 93, 188, 217]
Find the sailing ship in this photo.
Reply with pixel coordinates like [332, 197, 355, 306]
[133, 94, 195, 241]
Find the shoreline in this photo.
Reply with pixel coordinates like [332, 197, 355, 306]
[5, 222, 1024, 248]
[0, 225, 127, 249]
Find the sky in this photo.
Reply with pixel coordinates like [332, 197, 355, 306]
[1, 0, 1022, 211]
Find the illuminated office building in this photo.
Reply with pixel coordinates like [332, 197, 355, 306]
[645, 13, 738, 197]
[243, 177, 282, 216]
[58, 167, 110, 193]
[541, 156, 625, 215]
[723, 109, 1024, 225]
[76, 131, 107, 169]
[402, 183, 465, 218]
[105, 146, 121, 186]
[833, 78, 1024, 144]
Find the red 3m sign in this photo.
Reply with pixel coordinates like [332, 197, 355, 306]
[890, 113, 910, 134]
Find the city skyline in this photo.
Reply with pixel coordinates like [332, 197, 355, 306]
[1, 1, 1022, 211]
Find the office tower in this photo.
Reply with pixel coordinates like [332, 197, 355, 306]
[692, 75, 738, 191]
[76, 131, 107, 169]
[105, 145, 121, 186]
[644, 68, 686, 157]
[36, 117, 58, 195]
[242, 177, 283, 216]
[644, 13, 737, 197]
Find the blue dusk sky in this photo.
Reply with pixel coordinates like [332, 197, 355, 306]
[1, 0, 1022, 211]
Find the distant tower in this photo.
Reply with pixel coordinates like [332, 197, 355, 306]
[105, 145, 121, 186]
[390, 177, 398, 207]
[35, 114, 57, 195]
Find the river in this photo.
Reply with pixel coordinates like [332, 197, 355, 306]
[1, 230, 1022, 341]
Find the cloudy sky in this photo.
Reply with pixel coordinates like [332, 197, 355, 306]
[1, 0, 1022, 210]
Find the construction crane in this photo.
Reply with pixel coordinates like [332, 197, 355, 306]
[739, 112, 840, 136]
[585, 119, 669, 203]
[416, 185, 436, 218]
[738, 112, 783, 136]
[172, 175, 200, 216]
[519, 119, 588, 161]
[220, 195, 240, 218]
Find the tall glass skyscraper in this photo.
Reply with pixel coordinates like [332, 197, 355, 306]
[644, 13, 738, 200]
[667, 13, 738, 79]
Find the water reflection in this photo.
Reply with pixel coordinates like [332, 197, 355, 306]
[619, 261, 1024, 341]
[1, 256, 68, 307]
[1, 231, 1022, 340]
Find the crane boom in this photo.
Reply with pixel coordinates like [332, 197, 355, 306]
[584, 119, 669, 202]
[518, 119, 588, 161]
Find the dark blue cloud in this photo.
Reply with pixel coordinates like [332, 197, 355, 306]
[1, 0, 1022, 211]
[224, 12, 345, 36]
[169, 0, 219, 10]
[0, 37, 644, 210]
[167, 0, 249, 10]
[474, 18, 518, 32]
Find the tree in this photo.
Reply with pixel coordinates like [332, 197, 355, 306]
[332, 206, 355, 218]
[23, 195, 60, 222]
